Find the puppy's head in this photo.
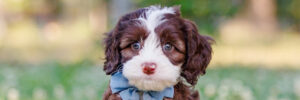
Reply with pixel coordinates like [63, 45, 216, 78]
[104, 6, 213, 91]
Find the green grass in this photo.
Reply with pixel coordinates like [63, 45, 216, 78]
[0, 62, 299, 100]
[197, 67, 300, 100]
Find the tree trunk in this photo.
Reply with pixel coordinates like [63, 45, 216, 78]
[248, 0, 278, 35]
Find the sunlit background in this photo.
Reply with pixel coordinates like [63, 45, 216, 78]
[0, 0, 299, 100]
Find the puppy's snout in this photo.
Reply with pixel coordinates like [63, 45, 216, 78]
[142, 62, 157, 75]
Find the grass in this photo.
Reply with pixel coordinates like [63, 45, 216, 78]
[0, 62, 299, 100]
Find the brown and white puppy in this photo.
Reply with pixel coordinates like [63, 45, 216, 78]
[103, 6, 213, 100]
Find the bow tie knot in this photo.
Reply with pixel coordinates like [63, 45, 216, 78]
[110, 71, 174, 100]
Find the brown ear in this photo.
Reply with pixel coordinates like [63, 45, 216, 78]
[181, 19, 213, 86]
[103, 8, 149, 75]
[103, 29, 121, 75]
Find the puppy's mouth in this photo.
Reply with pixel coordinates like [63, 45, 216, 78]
[128, 77, 177, 91]
[144, 75, 155, 80]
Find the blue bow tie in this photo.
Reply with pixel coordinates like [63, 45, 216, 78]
[110, 70, 174, 100]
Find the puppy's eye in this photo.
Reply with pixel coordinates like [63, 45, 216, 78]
[163, 43, 173, 51]
[131, 42, 141, 50]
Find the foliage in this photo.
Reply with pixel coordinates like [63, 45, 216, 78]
[277, 0, 300, 29]
[133, 0, 245, 35]
[134, 0, 300, 34]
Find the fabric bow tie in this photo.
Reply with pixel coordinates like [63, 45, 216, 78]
[110, 70, 174, 100]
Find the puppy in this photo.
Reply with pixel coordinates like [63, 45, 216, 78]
[102, 6, 213, 100]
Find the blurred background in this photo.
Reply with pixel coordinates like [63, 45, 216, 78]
[0, 0, 299, 100]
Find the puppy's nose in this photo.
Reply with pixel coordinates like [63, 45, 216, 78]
[142, 62, 157, 75]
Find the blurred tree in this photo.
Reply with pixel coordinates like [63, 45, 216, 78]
[30, 0, 63, 26]
[109, 0, 134, 27]
[132, 0, 300, 34]
[0, 0, 108, 63]
[277, 0, 300, 32]
[0, 0, 6, 38]
[133, 0, 245, 35]
[247, 0, 278, 34]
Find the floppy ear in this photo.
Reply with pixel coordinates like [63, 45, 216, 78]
[181, 19, 213, 86]
[103, 8, 148, 75]
[103, 29, 121, 75]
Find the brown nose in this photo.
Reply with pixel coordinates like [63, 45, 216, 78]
[142, 62, 157, 75]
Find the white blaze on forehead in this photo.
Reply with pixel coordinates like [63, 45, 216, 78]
[139, 6, 176, 33]
[138, 6, 176, 62]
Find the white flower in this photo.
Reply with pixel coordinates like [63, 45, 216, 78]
[33, 88, 47, 100]
[278, 98, 290, 100]
[204, 84, 216, 97]
[294, 78, 300, 97]
[7, 88, 19, 100]
[84, 87, 97, 100]
[53, 85, 65, 99]
[268, 95, 277, 100]
[215, 78, 254, 100]
[240, 88, 253, 100]
[216, 84, 230, 100]
[71, 87, 84, 100]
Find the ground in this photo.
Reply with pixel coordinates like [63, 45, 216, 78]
[0, 62, 299, 100]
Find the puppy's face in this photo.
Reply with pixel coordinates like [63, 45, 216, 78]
[104, 6, 213, 91]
